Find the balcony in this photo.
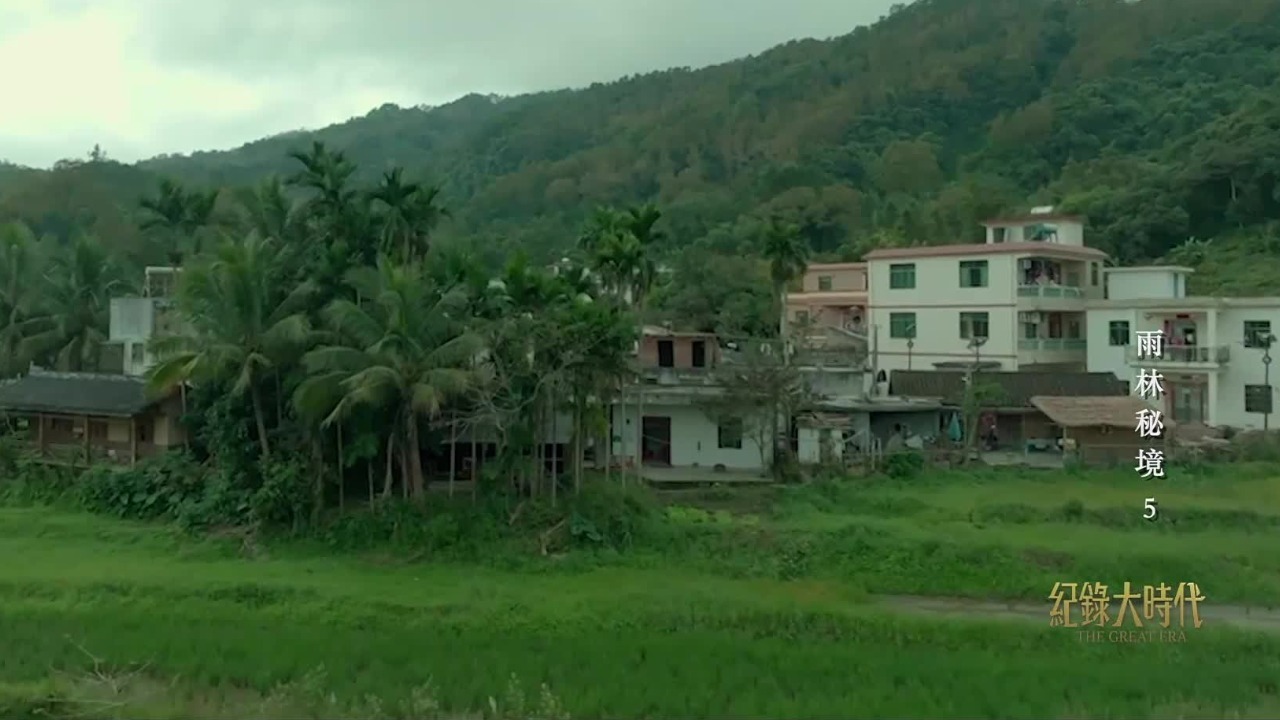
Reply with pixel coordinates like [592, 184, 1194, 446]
[1019, 338, 1087, 352]
[1018, 285, 1084, 299]
[1125, 344, 1229, 368]
[640, 366, 718, 386]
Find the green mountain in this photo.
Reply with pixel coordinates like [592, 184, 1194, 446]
[3, 0, 1280, 291]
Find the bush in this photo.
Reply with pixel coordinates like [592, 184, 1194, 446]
[880, 450, 924, 479]
[76, 452, 252, 530]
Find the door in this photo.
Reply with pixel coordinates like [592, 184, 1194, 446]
[1166, 382, 1206, 424]
[691, 340, 707, 368]
[657, 340, 675, 368]
[641, 416, 672, 465]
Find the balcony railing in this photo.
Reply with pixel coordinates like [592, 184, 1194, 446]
[640, 366, 718, 386]
[1125, 345, 1230, 365]
[1018, 338, 1087, 351]
[1017, 284, 1085, 299]
[792, 347, 867, 368]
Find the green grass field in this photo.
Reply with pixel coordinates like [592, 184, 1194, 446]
[3, 465, 1280, 719]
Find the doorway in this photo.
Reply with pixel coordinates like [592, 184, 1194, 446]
[641, 416, 672, 465]
[1166, 381, 1206, 424]
[691, 340, 706, 368]
[657, 340, 675, 368]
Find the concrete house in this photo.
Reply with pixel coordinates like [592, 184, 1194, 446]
[108, 266, 184, 377]
[1086, 265, 1280, 429]
[865, 209, 1107, 374]
[611, 328, 773, 476]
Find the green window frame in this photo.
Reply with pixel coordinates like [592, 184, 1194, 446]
[889, 312, 916, 339]
[959, 260, 988, 288]
[960, 311, 989, 340]
[889, 263, 916, 289]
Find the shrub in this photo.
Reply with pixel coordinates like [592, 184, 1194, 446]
[880, 450, 924, 479]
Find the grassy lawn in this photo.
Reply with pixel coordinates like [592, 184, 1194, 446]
[3, 465, 1280, 718]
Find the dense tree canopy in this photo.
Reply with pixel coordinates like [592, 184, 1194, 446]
[1, 0, 1279, 305]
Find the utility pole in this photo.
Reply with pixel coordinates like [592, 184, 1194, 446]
[1264, 334, 1276, 431]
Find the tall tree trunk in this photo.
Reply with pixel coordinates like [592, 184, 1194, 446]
[249, 381, 271, 458]
[337, 423, 345, 511]
[406, 414, 426, 499]
[603, 391, 612, 483]
[382, 433, 396, 498]
[448, 414, 457, 498]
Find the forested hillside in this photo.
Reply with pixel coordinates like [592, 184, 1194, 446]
[2, 0, 1280, 300]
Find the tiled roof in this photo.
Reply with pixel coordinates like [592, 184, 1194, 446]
[889, 370, 1126, 408]
[0, 369, 156, 416]
[1030, 395, 1171, 429]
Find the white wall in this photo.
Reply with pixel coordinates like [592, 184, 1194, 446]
[797, 426, 844, 463]
[1105, 270, 1189, 301]
[1086, 303, 1280, 429]
[1212, 307, 1280, 429]
[611, 401, 769, 470]
[802, 369, 865, 397]
[1085, 308, 1135, 389]
[869, 254, 1018, 374]
[985, 221, 1084, 247]
[109, 298, 153, 342]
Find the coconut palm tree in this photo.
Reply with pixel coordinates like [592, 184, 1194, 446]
[20, 237, 130, 372]
[0, 222, 38, 378]
[294, 261, 481, 499]
[146, 233, 313, 458]
[761, 217, 809, 348]
[139, 179, 220, 263]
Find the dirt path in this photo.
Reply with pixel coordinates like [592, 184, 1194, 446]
[877, 594, 1280, 633]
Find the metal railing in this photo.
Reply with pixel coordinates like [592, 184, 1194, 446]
[1125, 344, 1230, 364]
[1017, 285, 1085, 299]
[1018, 338, 1087, 351]
[640, 366, 718, 385]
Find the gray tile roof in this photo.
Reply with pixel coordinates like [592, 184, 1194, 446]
[890, 370, 1126, 408]
[0, 369, 155, 417]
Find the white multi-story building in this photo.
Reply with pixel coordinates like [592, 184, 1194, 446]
[1086, 265, 1280, 429]
[864, 210, 1108, 374]
[108, 267, 183, 377]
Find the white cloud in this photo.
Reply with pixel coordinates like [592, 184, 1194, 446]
[0, 0, 894, 168]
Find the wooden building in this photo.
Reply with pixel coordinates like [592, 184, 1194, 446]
[889, 370, 1128, 451]
[1030, 395, 1169, 467]
[0, 369, 186, 465]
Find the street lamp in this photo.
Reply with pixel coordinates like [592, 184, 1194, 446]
[906, 323, 916, 370]
[1264, 334, 1276, 431]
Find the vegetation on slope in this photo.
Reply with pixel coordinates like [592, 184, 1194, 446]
[2, 0, 1279, 300]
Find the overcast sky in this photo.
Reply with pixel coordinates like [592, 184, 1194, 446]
[0, 1, 894, 168]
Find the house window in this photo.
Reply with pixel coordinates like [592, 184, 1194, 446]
[889, 263, 916, 289]
[136, 421, 152, 444]
[992, 227, 1008, 243]
[959, 260, 988, 288]
[817, 275, 833, 291]
[130, 343, 145, 368]
[717, 418, 743, 449]
[959, 312, 989, 340]
[889, 312, 917, 339]
[50, 418, 74, 433]
[1245, 384, 1273, 414]
[794, 310, 809, 325]
[1109, 321, 1130, 346]
[89, 421, 107, 441]
[1244, 321, 1273, 348]
[1091, 263, 1100, 286]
